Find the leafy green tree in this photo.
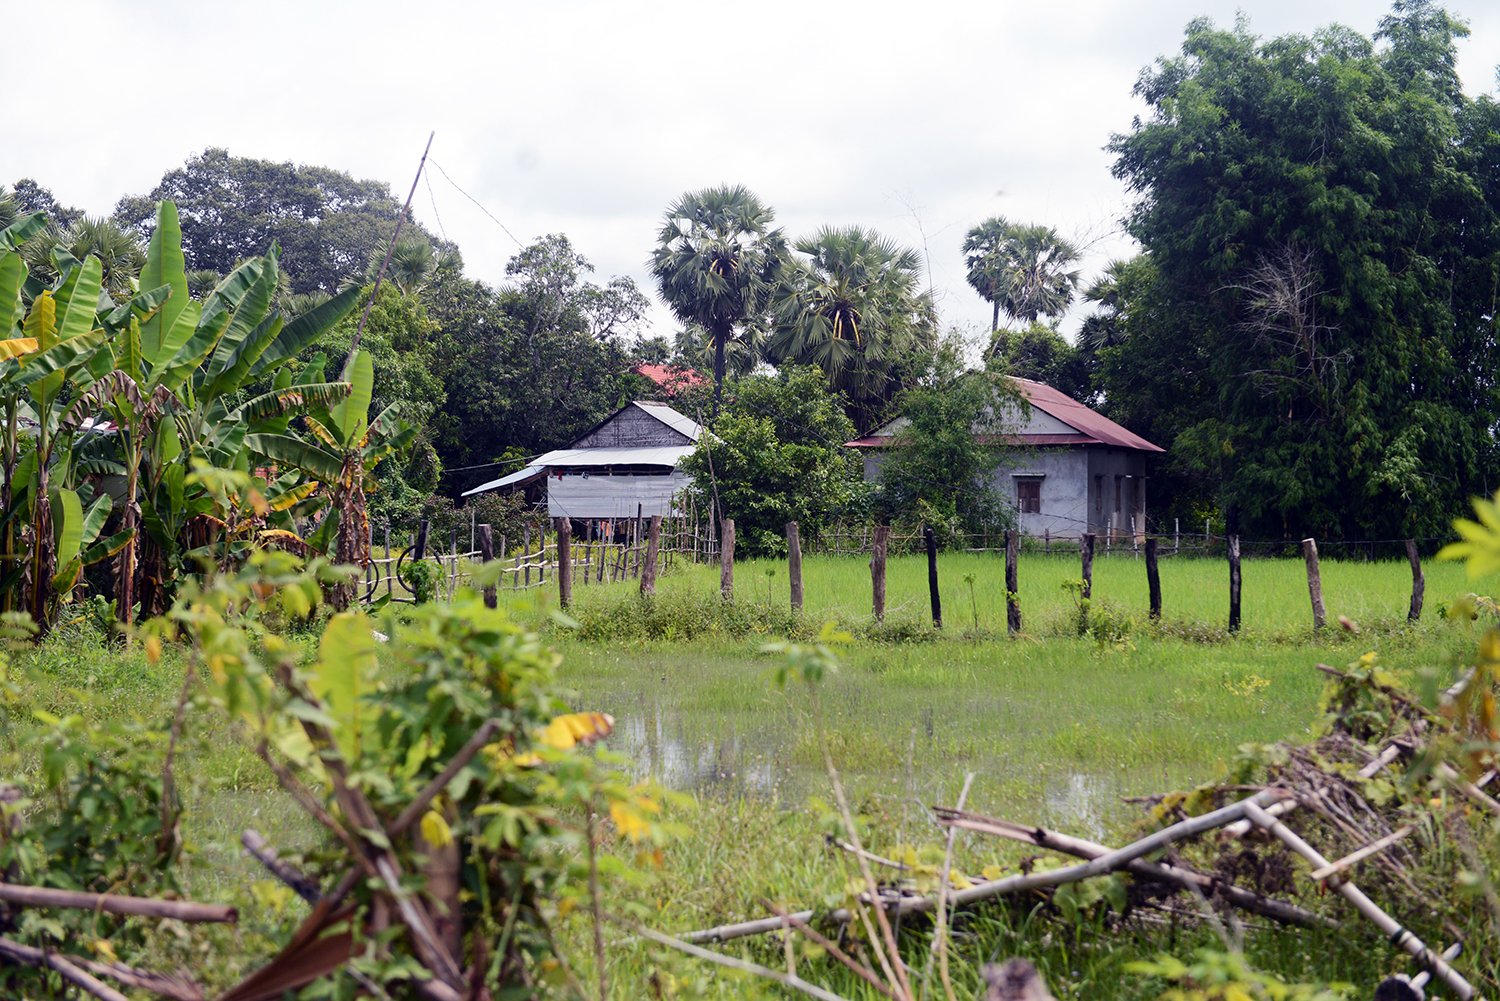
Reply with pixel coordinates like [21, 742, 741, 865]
[7, 179, 83, 229]
[990, 322, 1091, 404]
[113, 148, 443, 294]
[873, 343, 1018, 541]
[679, 367, 864, 556]
[1106, 4, 1500, 539]
[768, 225, 936, 430]
[649, 185, 789, 415]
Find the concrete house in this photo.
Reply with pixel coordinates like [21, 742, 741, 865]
[461, 401, 703, 519]
[846, 378, 1164, 540]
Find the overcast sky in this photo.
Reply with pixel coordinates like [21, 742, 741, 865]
[8, 0, 1500, 343]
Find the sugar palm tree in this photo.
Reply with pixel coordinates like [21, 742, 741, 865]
[649, 185, 787, 415]
[21, 217, 146, 301]
[964, 218, 1081, 329]
[769, 225, 935, 423]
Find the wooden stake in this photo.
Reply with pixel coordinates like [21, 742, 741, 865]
[924, 525, 941, 628]
[1302, 538, 1326, 631]
[1145, 537, 1161, 620]
[1228, 534, 1242, 634]
[523, 523, 532, 587]
[870, 524, 889, 622]
[1406, 539, 1424, 621]
[414, 518, 429, 560]
[641, 515, 661, 596]
[478, 524, 496, 609]
[1080, 532, 1094, 633]
[556, 518, 572, 609]
[1004, 529, 1021, 635]
[786, 521, 803, 612]
[720, 517, 735, 600]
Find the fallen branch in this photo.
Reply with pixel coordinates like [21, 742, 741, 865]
[1242, 801, 1474, 1000]
[70, 957, 204, 1001]
[0, 883, 235, 923]
[932, 807, 1334, 930]
[1307, 826, 1413, 883]
[930, 773, 974, 1001]
[763, 900, 896, 1001]
[0, 937, 130, 1001]
[243, 829, 321, 904]
[608, 913, 851, 1001]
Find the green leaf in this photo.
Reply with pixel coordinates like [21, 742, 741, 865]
[330, 350, 373, 447]
[202, 254, 277, 385]
[16, 327, 108, 391]
[81, 528, 134, 566]
[244, 433, 344, 482]
[139, 202, 188, 363]
[53, 256, 102, 344]
[145, 299, 205, 383]
[0, 253, 27, 336]
[235, 382, 351, 423]
[79, 493, 111, 548]
[252, 285, 362, 377]
[202, 314, 281, 400]
[52, 488, 83, 568]
[0, 213, 46, 251]
[102, 284, 172, 332]
[313, 612, 377, 762]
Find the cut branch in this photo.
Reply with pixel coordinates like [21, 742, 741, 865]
[0, 883, 235, 923]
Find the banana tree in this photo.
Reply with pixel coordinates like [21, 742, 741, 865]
[247, 350, 416, 609]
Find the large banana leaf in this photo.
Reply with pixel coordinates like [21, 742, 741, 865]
[201, 253, 278, 386]
[200, 314, 280, 401]
[244, 433, 344, 483]
[234, 382, 351, 423]
[0, 213, 45, 251]
[139, 202, 188, 364]
[154, 304, 230, 393]
[12, 327, 109, 391]
[50, 488, 83, 590]
[145, 300, 204, 383]
[0, 253, 26, 335]
[250, 285, 361, 378]
[329, 350, 372, 448]
[52, 256, 103, 345]
[101, 284, 171, 333]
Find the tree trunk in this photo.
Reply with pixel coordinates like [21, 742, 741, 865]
[711, 320, 728, 418]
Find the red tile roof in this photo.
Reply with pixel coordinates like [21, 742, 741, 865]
[845, 378, 1164, 453]
[631, 363, 705, 392]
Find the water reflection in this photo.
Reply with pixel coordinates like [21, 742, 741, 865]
[618, 706, 778, 795]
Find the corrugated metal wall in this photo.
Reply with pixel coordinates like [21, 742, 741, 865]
[546, 471, 692, 518]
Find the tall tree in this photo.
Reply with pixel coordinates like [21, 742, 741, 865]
[768, 225, 937, 430]
[649, 185, 788, 414]
[963, 218, 1081, 330]
[1106, 4, 1500, 539]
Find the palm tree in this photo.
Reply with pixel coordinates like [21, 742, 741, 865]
[768, 226, 936, 424]
[1077, 257, 1137, 355]
[963, 218, 1081, 330]
[649, 185, 787, 415]
[21, 217, 146, 301]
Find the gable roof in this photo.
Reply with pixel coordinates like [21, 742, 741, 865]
[845, 377, 1163, 453]
[629, 400, 704, 442]
[632, 362, 706, 392]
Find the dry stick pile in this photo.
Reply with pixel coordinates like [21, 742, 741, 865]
[667, 667, 1489, 1001]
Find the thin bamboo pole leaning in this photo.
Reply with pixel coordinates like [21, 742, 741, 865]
[1242, 800, 1474, 999]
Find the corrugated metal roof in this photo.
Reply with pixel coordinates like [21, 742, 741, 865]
[1012, 378, 1163, 453]
[533, 445, 695, 467]
[845, 378, 1163, 453]
[631, 401, 704, 442]
[460, 464, 547, 497]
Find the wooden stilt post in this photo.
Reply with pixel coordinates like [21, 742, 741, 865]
[478, 525, 497, 610]
[786, 521, 803, 612]
[1005, 529, 1021, 635]
[925, 525, 942, 628]
[414, 518, 429, 561]
[1228, 534, 1242, 634]
[1406, 539, 1424, 621]
[720, 518, 735, 600]
[871, 523, 889, 622]
[1301, 538, 1326, 631]
[641, 516, 661, 596]
[1080, 532, 1094, 633]
[1145, 537, 1161, 621]
[556, 518, 572, 609]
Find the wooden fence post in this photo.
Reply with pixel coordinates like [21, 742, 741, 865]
[871, 523, 889, 622]
[1145, 537, 1161, 621]
[556, 518, 572, 609]
[924, 524, 942, 628]
[1005, 529, 1021, 635]
[786, 521, 803, 612]
[1228, 534, 1242, 634]
[414, 518, 429, 561]
[478, 524, 497, 610]
[522, 523, 532, 588]
[1301, 538, 1326, 631]
[720, 518, 735, 600]
[1405, 540, 1424, 622]
[1080, 533, 1095, 634]
[383, 521, 392, 598]
[641, 516, 661, 596]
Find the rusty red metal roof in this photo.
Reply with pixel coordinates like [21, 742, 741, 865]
[631, 363, 705, 391]
[845, 378, 1164, 453]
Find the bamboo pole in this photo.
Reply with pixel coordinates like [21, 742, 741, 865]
[1004, 529, 1021, 635]
[1406, 539, 1424, 621]
[870, 524, 889, 622]
[786, 521, 803, 612]
[641, 515, 661, 596]
[720, 517, 735, 600]
[1145, 537, 1161, 620]
[1242, 801, 1474, 999]
[1307, 826, 1414, 883]
[924, 525, 941, 628]
[1302, 537, 1326, 631]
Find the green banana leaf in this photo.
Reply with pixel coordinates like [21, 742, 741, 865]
[50, 488, 83, 587]
[244, 433, 344, 483]
[329, 350, 372, 447]
[200, 313, 281, 401]
[139, 202, 188, 364]
[52, 256, 103, 345]
[251, 285, 361, 378]
[0, 253, 27, 336]
[234, 382, 351, 423]
[0, 213, 46, 251]
[102, 284, 171, 332]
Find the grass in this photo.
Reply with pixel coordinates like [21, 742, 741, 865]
[6, 552, 1488, 998]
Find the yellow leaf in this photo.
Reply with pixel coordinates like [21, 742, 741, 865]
[144, 635, 162, 665]
[419, 809, 453, 848]
[610, 800, 651, 841]
[0, 338, 38, 360]
[89, 939, 117, 962]
[539, 711, 614, 751]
